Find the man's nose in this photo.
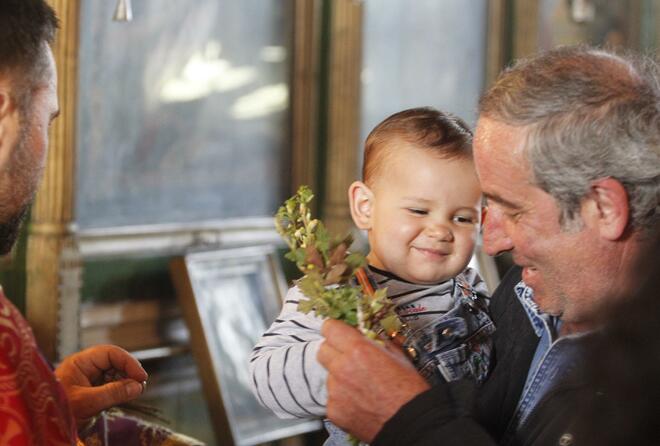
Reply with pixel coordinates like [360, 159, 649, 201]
[482, 207, 513, 256]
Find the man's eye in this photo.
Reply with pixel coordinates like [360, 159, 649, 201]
[500, 212, 522, 224]
[503, 208, 522, 219]
[407, 208, 428, 215]
[49, 109, 60, 125]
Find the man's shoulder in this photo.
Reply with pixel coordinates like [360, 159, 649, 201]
[488, 266, 536, 352]
[489, 266, 523, 315]
[494, 266, 523, 294]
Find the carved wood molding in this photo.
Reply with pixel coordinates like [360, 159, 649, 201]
[322, 0, 363, 236]
[26, 0, 80, 361]
[512, 0, 540, 58]
[485, 0, 509, 88]
[291, 0, 321, 195]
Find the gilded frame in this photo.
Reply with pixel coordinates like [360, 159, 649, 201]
[170, 246, 320, 445]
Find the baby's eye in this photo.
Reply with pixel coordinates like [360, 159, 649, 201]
[453, 215, 476, 225]
[407, 208, 428, 216]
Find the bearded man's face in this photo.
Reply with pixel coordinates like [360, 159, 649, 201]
[0, 47, 58, 255]
[0, 206, 29, 255]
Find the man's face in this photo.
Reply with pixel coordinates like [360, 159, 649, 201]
[474, 117, 609, 328]
[0, 47, 58, 254]
[364, 143, 481, 284]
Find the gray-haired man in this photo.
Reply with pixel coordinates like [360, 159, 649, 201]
[318, 46, 660, 446]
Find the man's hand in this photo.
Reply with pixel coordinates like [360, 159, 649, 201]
[54, 345, 148, 425]
[318, 320, 430, 443]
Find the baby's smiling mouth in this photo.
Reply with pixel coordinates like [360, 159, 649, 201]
[412, 246, 450, 258]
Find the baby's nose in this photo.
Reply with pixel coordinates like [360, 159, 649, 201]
[427, 223, 453, 242]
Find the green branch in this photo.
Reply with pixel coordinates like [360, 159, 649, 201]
[275, 186, 402, 338]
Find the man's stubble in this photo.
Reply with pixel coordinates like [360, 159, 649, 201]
[0, 119, 44, 255]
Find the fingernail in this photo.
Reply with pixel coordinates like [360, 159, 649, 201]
[126, 380, 143, 397]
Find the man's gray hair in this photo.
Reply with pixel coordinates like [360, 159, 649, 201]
[479, 46, 660, 233]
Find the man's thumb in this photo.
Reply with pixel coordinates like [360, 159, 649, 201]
[89, 379, 143, 408]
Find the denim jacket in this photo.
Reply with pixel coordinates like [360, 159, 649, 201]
[402, 274, 495, 385]
[501, 282, 588, 445]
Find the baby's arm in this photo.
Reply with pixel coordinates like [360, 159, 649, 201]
[249, 285, 328, 419]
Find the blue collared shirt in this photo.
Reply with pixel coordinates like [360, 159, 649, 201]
[501, 282, 586, 444]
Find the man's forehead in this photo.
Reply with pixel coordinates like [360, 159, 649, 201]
[41, 44, 57, 87]
[474, 118, 529, 168]
[472, 117, 538, 201]
[36, 46, 58, 106]
[475, 116, 524, 145]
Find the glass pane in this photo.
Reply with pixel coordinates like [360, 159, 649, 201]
[640, 0, 660, 49]
[360, 0, 488, 145]
[359, 1, 491, 281]
[76, 0, 293, 229]
[538, 0, 660, 50]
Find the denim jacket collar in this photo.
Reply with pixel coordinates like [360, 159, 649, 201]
[514, 281, 553, 338]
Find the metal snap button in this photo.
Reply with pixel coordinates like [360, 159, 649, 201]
[558, 433, 574, 446]
[442, 327, 453, 337]
[464, 302, 479, 314]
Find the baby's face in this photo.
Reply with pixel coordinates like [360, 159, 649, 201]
[366, 144, 481, 284]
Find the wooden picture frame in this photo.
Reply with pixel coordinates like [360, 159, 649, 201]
[170, 245, 320, 445]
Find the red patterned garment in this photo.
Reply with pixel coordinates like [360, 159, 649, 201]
[0, 288, 78, 445]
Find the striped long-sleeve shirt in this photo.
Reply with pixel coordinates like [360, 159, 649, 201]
[248, 265, 489, 419]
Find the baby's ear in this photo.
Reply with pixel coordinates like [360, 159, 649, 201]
[348, 181, 374, 230]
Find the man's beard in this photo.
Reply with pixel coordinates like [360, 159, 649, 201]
[0, 205, 29, 255]
[0, 117, 42, 256]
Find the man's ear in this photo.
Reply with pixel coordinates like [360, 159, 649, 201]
[0, 79, 18, 142]
[348, 181, 374, 230]
[0, 86, 12, 142]
[581, 177, 630, 240]
[0, 81, 20, 169]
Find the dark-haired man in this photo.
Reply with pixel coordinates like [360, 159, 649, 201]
[0, 1, 147, 443]
[318, 46, 660, 445]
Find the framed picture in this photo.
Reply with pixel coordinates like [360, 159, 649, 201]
[170, 245, 321, 445]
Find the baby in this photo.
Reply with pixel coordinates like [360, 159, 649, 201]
[249, 107, 494, 445]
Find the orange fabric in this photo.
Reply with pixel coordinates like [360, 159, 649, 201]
[0, 289, 78, 445]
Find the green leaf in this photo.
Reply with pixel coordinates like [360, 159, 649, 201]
[380, 314, 402, 335]
[297, 299, 316, 314]
[275, 185, 404, 340]
[345, 252, 366, 269]
[297, 275, 323, 298]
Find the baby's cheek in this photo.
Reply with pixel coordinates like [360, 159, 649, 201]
[396, 223, 422, 240]
[459, 229, 478, 252]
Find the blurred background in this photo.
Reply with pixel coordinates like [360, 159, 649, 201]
[2, 0, 658, 444]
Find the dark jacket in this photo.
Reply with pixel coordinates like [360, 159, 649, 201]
[372, 266, 591, 446]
